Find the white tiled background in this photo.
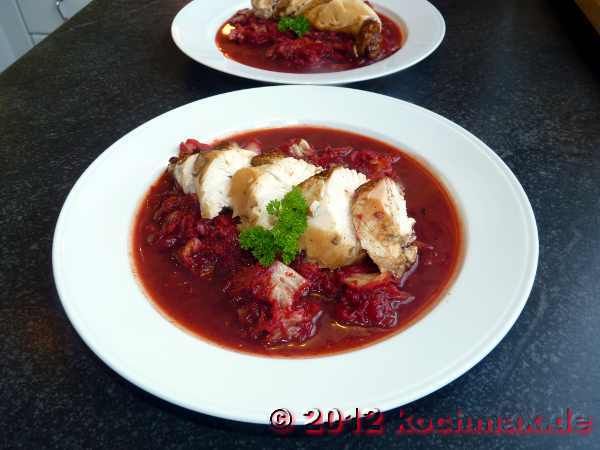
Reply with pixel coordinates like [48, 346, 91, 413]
[0, 0, 91, 72]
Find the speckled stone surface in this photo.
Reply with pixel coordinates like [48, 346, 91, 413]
[1, 0, 599, 448]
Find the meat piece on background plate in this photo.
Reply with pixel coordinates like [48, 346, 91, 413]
[230, 154, 321, 229]
[351, 177, 418, 277]
[298, 166, 367, 269]
[226, 261, 322, 345]
[251, 0, 278, 18]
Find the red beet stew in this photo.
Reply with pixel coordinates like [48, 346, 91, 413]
[132, 126, 462, 357]
[216, 5, 403, 74]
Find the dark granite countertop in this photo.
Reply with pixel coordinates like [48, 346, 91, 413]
[1, 0, 599, 448]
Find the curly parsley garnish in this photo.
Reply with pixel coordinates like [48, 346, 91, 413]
[278, 16, 311, 37]
[239, 187, 308, 266]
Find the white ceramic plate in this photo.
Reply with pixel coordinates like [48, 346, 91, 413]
[171, 0, 445, 84]
[53, 86, 538, 425]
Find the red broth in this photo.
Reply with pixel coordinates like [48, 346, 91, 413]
[215, 12, 403, 74]
[131, 126, 462, 357]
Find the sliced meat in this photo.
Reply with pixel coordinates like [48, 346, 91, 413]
[251, 0, 278, 18]
[351, 177, 417, 277]
[299, 167, 367, 268]
[303, 0, 382, 36]
[276, 0, 321, 18]
[168, 154, 200, 195]
[249, 152, 286, 167]
[356, 18, 382, 58]
[193, 143, 257, 219]
[230, 155, 321, 228]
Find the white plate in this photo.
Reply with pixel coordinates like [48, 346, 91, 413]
[171, 0, 445, 84]
[53, 86, 538, 425]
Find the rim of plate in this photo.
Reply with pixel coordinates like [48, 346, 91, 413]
[170, 0, 446, 85]
[53, 86, 538, 425]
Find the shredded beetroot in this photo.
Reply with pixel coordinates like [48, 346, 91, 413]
[145, 179, 250, 277]
[265, 32, 356, 68]
[147, 191, 200, 251]
[225, 264, 322, 345]
[291, 259, 340, 298]
[227, 9, 282, 45]
[307, 145, 400, 180]
[225, 264, 272, 299]
[309, 145, 354, 168]
[347, 148, 401, 179]
[179, 138, 212, 158]
[292, 256, 414, 328]
[176, 212, 249, 277]
[335, 274, 415, 328]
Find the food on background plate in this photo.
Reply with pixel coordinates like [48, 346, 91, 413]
[132, 126, 462, 356]
[253, 0, 383, 58]
[216, 0, 403, 73]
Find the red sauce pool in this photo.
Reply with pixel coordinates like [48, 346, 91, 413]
[215, 12, 403, 73]
[131, 126, 463, 357]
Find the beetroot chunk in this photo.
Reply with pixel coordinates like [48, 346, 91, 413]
[226, 262, 322, 345]
[175, 212, 249, 277]
[147, 186, 249, 277]
[335, 273, 414, 328]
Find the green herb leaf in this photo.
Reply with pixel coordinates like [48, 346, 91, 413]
[278, 16, 311, 37]
[238, 187, 309, 267]
[239, 226, 277, 266]
[266, 198, 281, 216]
[271, 187, 308, 264]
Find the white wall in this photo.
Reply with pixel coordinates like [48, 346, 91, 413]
[0, 0, 32, 72]
[0, 28, 16, 72]
[0, 0, 91, 72]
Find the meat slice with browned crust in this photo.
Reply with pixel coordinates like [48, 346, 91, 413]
[168, 143, 257, 219]
[194, 143, 256, 219]
[351, 177, 417, 277]
[251, 0, 383, 58]
[193, 143, 257, 219]
[298, 166, 367, 269]
[168, 153, 200, 195]
[356, 18, 382, 59]
[230, 154, 321, 229]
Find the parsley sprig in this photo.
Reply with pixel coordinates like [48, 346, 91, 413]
[239, 187, 308, 266]
[278, 16, 311, 37]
